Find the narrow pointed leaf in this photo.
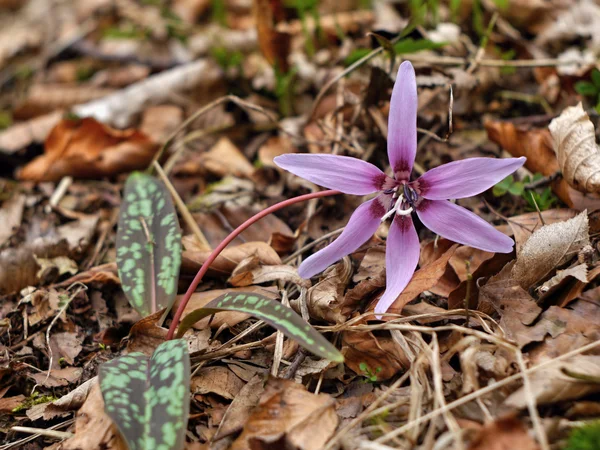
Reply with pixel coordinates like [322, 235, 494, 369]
[176, 292, 344, 363]
[116, 172, 182, 317]
[99, 339, 190, 450]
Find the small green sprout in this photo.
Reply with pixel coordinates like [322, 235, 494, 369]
[493, 173, 557, 212]
[359, 362, 382, 383]
[575, 68, 600, 114]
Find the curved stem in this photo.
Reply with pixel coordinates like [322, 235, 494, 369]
[167, 189, 341, 340]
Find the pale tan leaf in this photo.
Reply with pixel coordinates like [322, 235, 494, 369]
[507, 209, 579, 254]
[550, 103, 600, 194]
[511, 211, 589, 288]
[505, 355, 600, 408]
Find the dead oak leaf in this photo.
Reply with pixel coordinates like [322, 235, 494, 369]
[468, 416, 540, 450]
[506, 355, 600, 408]
[342, 326, 409, 381]
[18, 117, 156, 182]
[512, 211, 589, 289]
[550, 103, 600, 194]
[192, 366, 245, 400]
[385, 244, 458, 315]
[507, 209, 579, 254]
[230, 377, 337, 450]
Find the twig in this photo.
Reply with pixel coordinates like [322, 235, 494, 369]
[32, 283, 86, 395]
[0, 419, 75, 450]
[11, 426, 73, 440]
[373, 339, 600, 445]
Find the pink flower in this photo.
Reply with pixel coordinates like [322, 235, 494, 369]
[275, 61, 525, 316]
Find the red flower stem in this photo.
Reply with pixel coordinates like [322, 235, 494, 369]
[167, 189, 341, 340]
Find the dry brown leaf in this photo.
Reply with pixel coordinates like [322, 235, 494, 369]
[230, 377, 337, 450]
[253, 0, 290, 72]
[506, 355, 600, 408]
[55, 262, 120, 287]
[342, 326, 409, 381]
[229, 262, 310, 288]
[512, 211, 589, 289]
[14, 84, 115, 119]
[302, 260, 352, 324]
[485, 119, 600, 210]
[0, 395, 25, 413]
[539, 263, 588, 294]
[29, 367, 83, 387]
[192, 366, 245, 400]
[125, 310, 167, 356]
[0, 110, 64, 155]
[449, 252, 515, 310]
[174, 286, 278, 330]
[139, 105, 184, 144]
[479, 264, 542, 348]
[200, 137, 254, 178]
[550, 103, 600, 194]
[18, 117, 157, 182]
[27, 376, 96, 421]
[52, 379, 127, 450]
[468, 416, 540, 450]
[182, 241, 281, 276]
[385, 244, 458, 314]
[258, 136, 296, 168]
[507, 209, 579, 254]
[0, 194, 25, 246]
[214, 374, 265, 441]
[449, 246, 494, 282]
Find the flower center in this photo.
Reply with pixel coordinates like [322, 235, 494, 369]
[381, 184, 419, 222]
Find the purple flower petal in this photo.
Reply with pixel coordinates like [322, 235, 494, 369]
[298, 196, 387, 278]
[418, 157, 526, 200]
[388, 61, 418, 179]
[274, 154, 388, 195]
[374, 215, 420, 317]
[416, 199, 514, 253]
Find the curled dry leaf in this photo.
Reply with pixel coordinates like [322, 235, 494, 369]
[507, 209, 579, 254]
[182, 241, 281, 276]
[18, 117, 156, 182]
[230, 377, 337, 450]
[302, 260, 352, 324]
[485, 119, 600, 210]
[549, 103, 600, 194]
[506, 355, 600, 408]
[50, 380, 127, 450]
[511, 211, 589, 289]
[229, 257, 310, 289]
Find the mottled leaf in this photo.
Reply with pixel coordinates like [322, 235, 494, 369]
[117, 172, 182, 317]
[99, 339, 190, 450]
[176, 292, 343, 363]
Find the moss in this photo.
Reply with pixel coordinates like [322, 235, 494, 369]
[12, 393, 58, 413]
[566, 421, 600, 450]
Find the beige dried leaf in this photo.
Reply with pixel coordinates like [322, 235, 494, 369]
[549, 103, 600, 194]
[512, 211, 589, 288]
[506, 355, 600, 408]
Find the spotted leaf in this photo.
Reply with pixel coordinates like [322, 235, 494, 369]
[116, 172, 182, 317]
[176, 292, 344, 362]
[99, 339, 190, 450]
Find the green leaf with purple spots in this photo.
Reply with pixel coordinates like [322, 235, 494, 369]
[176, 292, 344, 362]
[99, 339, 190, 450]
[116, 172, 182, 317]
